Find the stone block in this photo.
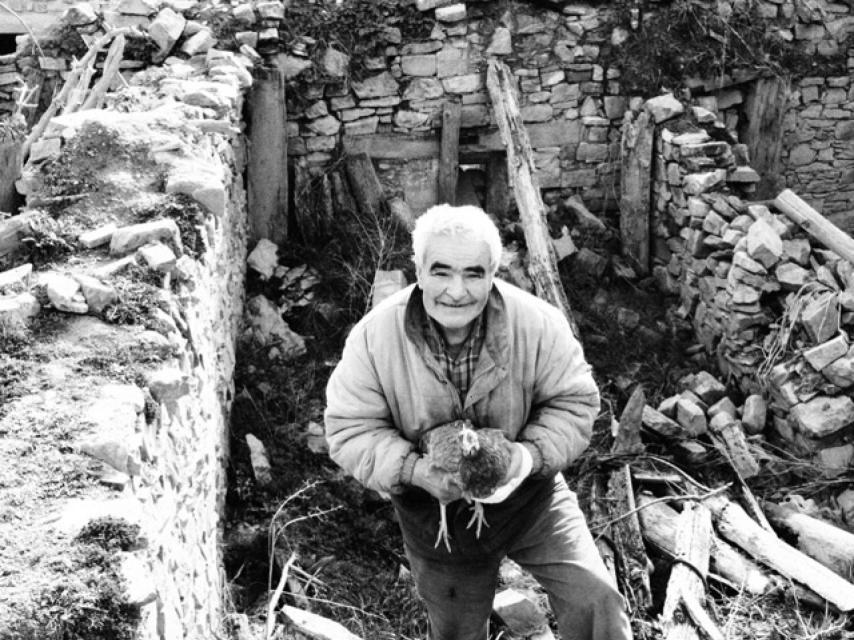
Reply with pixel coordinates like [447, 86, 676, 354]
[741, 394, 767, 435]
[79, 223, 117, 249]
[401, 54, 437, 77]
[821, 345, 854, 388]
[644, 93, 684, 123]
[492, 589, 548, 635]
[746, 219, 783, 268]
[790, 395, 854, 439]
[804, 333, 849, 371]
[352, 71, 399, 99]
[44, 272, 88, 314]
[138, 242, 177, 273]
[74, 274, 117, 313]
[110, 220, 181, 256]
[688, 370, 727, 405]
[149, 7, 185, 53]
[800, 293, 840, 343]
[676, 397, 707, 435]
[0, 263, 32, 293]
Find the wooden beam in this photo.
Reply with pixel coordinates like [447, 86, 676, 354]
[485, 153, 510, 218]
[774, 189, 854, 265]
[486, 58, 577, 334]
[743, 77, 788, 199]
[439, 100, 461, 205]
[247, 59, 289, 245]
[619, 110, 654, 276]
[345, 152, 387, 220]
[661, 503, 722, 640]
[704, 494, 854, 611]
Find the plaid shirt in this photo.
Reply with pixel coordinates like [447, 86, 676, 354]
[423, 312, 486, 402]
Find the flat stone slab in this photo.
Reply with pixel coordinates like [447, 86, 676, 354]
[790, 395, 854, 439]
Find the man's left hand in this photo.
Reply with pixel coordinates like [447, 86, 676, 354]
[477, 443, 533, 504]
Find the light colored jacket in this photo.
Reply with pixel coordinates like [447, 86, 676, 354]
[324, 279, 600, 496]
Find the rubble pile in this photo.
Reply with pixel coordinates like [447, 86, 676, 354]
[646, 99, 854, 477]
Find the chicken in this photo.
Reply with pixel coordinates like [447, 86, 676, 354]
[419, 419, 514, 552]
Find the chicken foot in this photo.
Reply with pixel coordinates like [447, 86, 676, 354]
[434, 502, 452, 552]
[466, 501, 489, 538]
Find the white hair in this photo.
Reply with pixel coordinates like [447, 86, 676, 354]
[412, 204, 502, 274]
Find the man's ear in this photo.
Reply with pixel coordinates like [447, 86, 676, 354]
[414, 261, 424, 287]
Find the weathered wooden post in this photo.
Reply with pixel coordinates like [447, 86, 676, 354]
[619, 109, 654, 276]
[247, 59, 289, 245]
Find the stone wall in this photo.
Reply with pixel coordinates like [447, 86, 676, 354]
[283, 0, 853, 222]
[647, 93, 854, 476]
[0, 37, 251, 640]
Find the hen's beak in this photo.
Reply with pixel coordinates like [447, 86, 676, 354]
[460, 426, 479, 456]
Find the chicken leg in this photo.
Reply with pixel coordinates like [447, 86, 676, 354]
[434, 502, 452, 552]
[466, 500, 489, 538]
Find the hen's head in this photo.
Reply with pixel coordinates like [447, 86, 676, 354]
[459, 422, 479, 457]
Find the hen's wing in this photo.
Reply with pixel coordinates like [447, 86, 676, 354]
[459, 428, 513, 498]
[419, 420, 469, 476]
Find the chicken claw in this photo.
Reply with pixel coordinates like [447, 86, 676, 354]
[434, 503, 452, 552]
[466, 501, 489, 538]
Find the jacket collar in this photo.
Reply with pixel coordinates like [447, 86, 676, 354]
[404, 284, 510, 405]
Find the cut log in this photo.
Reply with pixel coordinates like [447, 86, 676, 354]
[605, 464, 652, 611]
[774, 189, 854, 265]
[330, 168, 357, 216]
[764, 501, 854, 578]
[248, 59, 289, 245]
[438, 100, 461, 205]
[586, 475, 619, 586]
[0, 140, 22, 214]
[704, 494, 854, 611]
[638, 494, 827, 608]
[661, 503, 721, 640]
[485, 58, 577, 335]
[80, 32, 126, 111]
[619, 110, 654, 275]
[638, 495, 773, 595]
[344, 152, 387, 220]
[281, 605, 363, 640]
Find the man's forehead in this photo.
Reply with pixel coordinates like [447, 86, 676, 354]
[423, 237, 491, 269]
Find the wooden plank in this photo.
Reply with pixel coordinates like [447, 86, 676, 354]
[247, 59, 288, 245]
[775, 189, 854, 265]
[0, 140, 22, 214]
[743, 77, 788, 199]
[485, 58, 577, 334]
[707, 416, 759, 479]
[612, 385, 645, 455]
[605, 465, 653, 612]
[438, 100, 461, 205]
[485, 153, 510, 218]
[764, 501, 854, 577]
[661, 503, 721, 640]
[704, 494, 854, 611]
[619, 110, 653, 275]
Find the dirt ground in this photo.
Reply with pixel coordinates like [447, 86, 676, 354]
[223, 201, 854, 639]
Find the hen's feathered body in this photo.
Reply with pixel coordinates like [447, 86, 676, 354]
[419, 420, 513, 551]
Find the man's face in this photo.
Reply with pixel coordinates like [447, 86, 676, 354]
[416, 234, 493, 340]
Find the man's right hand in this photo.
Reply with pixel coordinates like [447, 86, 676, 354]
[410, 457, 462, 503]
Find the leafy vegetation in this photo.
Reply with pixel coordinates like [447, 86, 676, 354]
[603, 0, 848, 95]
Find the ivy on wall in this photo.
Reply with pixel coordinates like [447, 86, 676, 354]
[602, 0, 849, 95]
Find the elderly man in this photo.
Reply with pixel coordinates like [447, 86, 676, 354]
[325, 204, 632, 640]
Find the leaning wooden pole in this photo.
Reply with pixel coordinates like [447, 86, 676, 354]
[774, 189, 854, 264]
[486, 58, 578, 335]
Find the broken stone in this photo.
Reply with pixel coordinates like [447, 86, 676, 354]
[74, 274, 118, 313]
[62, 2, 99, 25]
[44, 272, 88, 314]
[165, 163, 225, 217]
[790, 395, 854, 439]
[0, 292, 40, 329]
[0, 263, 32, 293]
[708, 396, 737, 420]
[436, 3, 466, 21]
[487, 26, 512, 55]
[247, 238, 278, 280]
[352, 71, 399, 99]
[804, 333, 849, 371]
[118, 553, 156, 606]
[821, 345, 854, 388]
[683, 170, 726, 195]
[110, 220, 181, 256]
[243, 294, 306, 360]
[676, 397, 707, 435]
[815, 443, 854, 476]
[149, 7, 185, 53]
[800, 293, 839, 344]
[643, 93, 684, 124]
[246, 433, 273, 486]
[180, 29, 216, 56]
[741, 394, 767, 435]
[552, 226, 577, 262]
[776, 262, 810, 290]
[79, 223, 117, 249]
[305, 421, 328, 454]
[746, 219, 783, 268]
[146, 367, 190, 404]
[573, 248, 607, 279]
[492, 588, 548, 636]
[687, 370, 727, 405]
[321, 47, 349, 79]
[138, 242, 177, 273]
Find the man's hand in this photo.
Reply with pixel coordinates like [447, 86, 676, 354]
[478, 443, 533, 504]
[411, 457, 462, 503]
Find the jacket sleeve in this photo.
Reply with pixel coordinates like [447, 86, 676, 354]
[324, 324, 419, 496]
[517, 311, 600, 477]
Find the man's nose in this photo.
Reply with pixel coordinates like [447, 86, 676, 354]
[445, 275, 466, 298]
